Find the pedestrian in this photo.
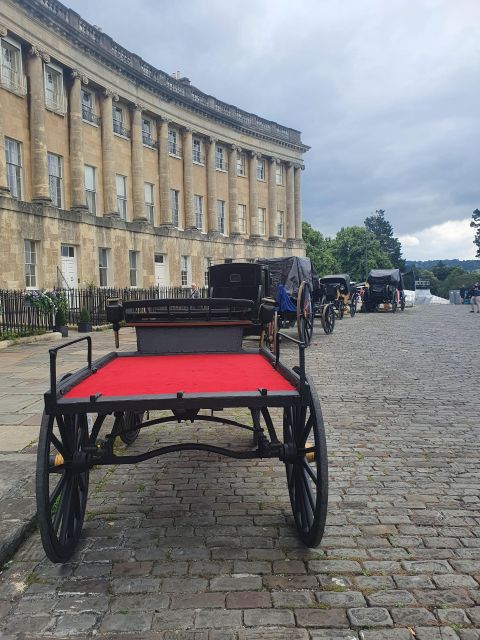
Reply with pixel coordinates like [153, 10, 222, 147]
[469, 282, 480, 313]
[190, 282, 200, 299]
[459, 285, 466, 304]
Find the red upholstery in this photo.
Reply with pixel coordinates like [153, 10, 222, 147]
[64, 353, 296, 398]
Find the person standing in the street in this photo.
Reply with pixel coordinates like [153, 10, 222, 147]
[469, 282, 480, 313]
[459, 285, 466, 304]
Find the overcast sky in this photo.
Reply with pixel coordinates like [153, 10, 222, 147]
[66, 0, 480, 260]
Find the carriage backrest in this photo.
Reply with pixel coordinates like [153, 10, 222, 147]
[209, 263, 268, 315]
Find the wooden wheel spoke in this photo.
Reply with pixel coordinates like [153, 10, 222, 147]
[302, 414, 314, 444]
[49, 473, 67, 511]
[59, 479, 74, 545]
[56, 415, 74, 455]
[52, 476, 69, 533]
[50, 433, 67, 459]
[301, 467, 316, 512]
[302, 458, 318, 485]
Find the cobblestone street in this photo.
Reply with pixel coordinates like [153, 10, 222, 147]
[0, 304, 479, 639]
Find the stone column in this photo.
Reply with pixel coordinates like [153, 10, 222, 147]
[248, 151, 259, 237]
[70, 70, 87, 209]
[27, 46, 50, 201]
[182, 127, 195, 229]
[157, 117, 171, 226]
[0, 26, 9, 195]
[131, 103, 147, 220]
[100, 89, 118, 216]
[207, 137, 217, 232]
[228, 145, 239, 235]
[286, 162, 295, 239]
[294, 164, 303, 239]
[268, 157, 278, 239]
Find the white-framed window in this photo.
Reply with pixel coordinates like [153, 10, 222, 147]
[215, 145, 226, 170]
[276, 163, 284, 186]
[84, 165, 96, 214]
[217, 199, 226, 234]
[48, 152, 63, 208]
[168, 128, 180, 156]
[277, 210, 285, 237]
[98, 247, 110, 287]
[170, 188, 180, 227]
[258, 207, 266, 236]
[256, 158, 265, 181]
[192, 137, 203, 164]
[81, 89, 99, 125]
[142, 118, 155, 147]
[116, 174, 127, 219]
[44, 62, 65, 114]
[24, 240, 38, 289]
[129, 250, 139, 287]
[237, 204, 246, 234]
[237, 153, 246, 177]
[113, 105, 129, 137]
[0, 36, 26, 96]
[204, 257, 212, 287]
[194, 194, 203, 230]
[144, 182, 154, 223]
[180, 255, 191, 287]
[5, 137, 22, 199]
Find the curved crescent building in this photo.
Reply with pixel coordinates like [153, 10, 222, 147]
[0, 0, 308, 289]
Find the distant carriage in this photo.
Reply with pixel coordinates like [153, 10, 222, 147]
[363, 269, 406, 313]
[318, 274, 360, 319]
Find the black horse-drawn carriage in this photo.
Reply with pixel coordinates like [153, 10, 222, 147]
[318, 274, 360, 319]
[209, 257, 316, 349]
[36, 297, 328, 562]
[363, 268, 406, 312]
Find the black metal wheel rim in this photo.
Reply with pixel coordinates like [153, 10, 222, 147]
[297, 282, 314, 345]
[322, 304, 335, 334]
[119, 411, 143, 445]
[36, 411, 89, 563]
[283, 377, 328, 547]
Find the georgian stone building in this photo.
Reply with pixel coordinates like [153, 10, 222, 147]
[0, 0, 308, 290]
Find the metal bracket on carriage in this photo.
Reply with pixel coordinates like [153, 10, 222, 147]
[172, 408, 200, 423]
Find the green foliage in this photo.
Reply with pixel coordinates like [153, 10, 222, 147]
[79, 307, 91, 323]
[55, 307, 66, 327]
[332, 226, 393, 281]
[431, 260, 454, 281]
[364, 209, 404, 268]
[0, 329, 45, 341]
[302, 222, 339, 275]
[471, 208, 480, 258]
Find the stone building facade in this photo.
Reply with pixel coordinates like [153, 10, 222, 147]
[0, 0, 308, 290]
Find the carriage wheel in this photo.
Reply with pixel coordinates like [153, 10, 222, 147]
[400, 298, 405, 311]
[283, 376, 328, 547]
[350, 294, 357, 318]
[36, 411, 89, 563]
[260, 311, 278, 354]
[297, 282, 314, 346]
[119, 411, 143, 445]
[322, 304, 335, 334]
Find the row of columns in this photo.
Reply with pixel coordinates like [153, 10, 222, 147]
[0, 37, 303, 239]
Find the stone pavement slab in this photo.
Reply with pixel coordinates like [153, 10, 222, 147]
[0, 306, 479, 638]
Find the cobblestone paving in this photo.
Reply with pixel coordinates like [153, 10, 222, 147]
[0, 305, 479, 639]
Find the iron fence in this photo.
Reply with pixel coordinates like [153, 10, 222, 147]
[0, 286, 207, 336]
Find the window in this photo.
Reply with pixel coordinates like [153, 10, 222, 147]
[168, 128, 179, 156]
[180, 255, 191, 287]
[84, 165, 96, 214]
[129, 250, 139, 287]
[237, 153, 246, 177]
[116, 174, 127, 219]
[170, 189, 180, 227]
[194, 194, 203, 230]
[0, 37, 26, 96]
[277, 210, 285, 237]
[113, 105, 129, 137]
[44, 63, 65, 113]
[217, 200, 226, 234]
[81, 89, 99, 124]
[24, 240, 38, 289]
[98, 248, 110, 287]
[256, 158, 265, 181]
[215, 145, 226, 170]
[48, 153, 63, 208]
[192, 137, 203, 164]
[258, 207, 266, 236]
[144, 182, 154, 223]
[237, 204, 246, 234]
[204, 257, 212, 287]
[5, 137, 22, 199]
[276, 163, 284, 186]
[142, 118, 155, 147]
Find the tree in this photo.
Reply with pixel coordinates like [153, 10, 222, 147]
[471, 209, 480, 258]
[431, 260, 454, 281]
[332, 226, 393, 281]
[302, 222, 339, 275]
[364, 209, 404, 268]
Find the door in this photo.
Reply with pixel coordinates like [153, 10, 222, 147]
[61, 245, 77, 288]
[154, 254, 168, 287]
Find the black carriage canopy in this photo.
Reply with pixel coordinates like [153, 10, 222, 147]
[257, 256, 315, 297]
[367, 269, 404, 289]
[319, 274, 351, 291]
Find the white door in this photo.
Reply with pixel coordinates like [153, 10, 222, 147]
[154, 254, 168, 286]
[61, 245, 77, 288]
